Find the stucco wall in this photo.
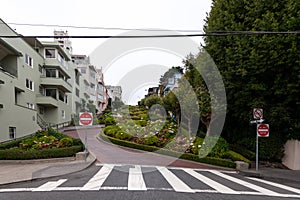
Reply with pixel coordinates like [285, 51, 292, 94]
[282, 140, 300, 170]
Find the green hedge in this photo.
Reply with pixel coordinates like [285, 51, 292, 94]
[225, 150, 251, 163]
[229, 144, 256, 161]
[0, 145, 83, 160]
[0, 138, 25, 150]
[100, 132, 236, 168]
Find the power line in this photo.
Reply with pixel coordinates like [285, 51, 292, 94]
[5, 22, 203, 32]
[0, 31, 299, 39]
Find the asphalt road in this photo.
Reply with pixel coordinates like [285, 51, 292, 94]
[0, 164, 299, 200]
[64, 127, 229, 169]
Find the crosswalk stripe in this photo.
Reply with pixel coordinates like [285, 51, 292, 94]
[32, 179, 67, 192]
[184, 169, 239, 194]
[80, 164, 113, 191]
[156, 166, 194, 193]
[247, 177, 300, 194]
[209, 170, 280, 196]
[128, 165, 147, 191]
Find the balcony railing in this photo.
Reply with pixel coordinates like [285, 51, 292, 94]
[40, 75, 72, 93]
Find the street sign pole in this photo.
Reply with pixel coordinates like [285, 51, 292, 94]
[256, 132, 259, 171]
[84, 128, 88, 162]
[79, 112, 93, 162]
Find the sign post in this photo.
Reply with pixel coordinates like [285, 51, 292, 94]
[79, 112, 93, 161]
[256, 123, 269, 171]
[250, 108, 270, 171]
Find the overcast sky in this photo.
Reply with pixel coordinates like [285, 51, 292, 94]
[1, 0, 213, 104]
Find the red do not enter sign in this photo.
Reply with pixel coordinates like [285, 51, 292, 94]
[257, 124, 269, 137]
[79, 112, 93, 126]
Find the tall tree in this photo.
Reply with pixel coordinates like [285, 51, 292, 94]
[203, 0, 300, 157]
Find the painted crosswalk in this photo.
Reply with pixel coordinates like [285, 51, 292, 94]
[0, 164, 300, 198]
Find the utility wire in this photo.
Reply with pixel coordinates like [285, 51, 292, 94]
[5, 22, 203, 32]
[0, 31, 299, 39]
[4, 22, 300, 36]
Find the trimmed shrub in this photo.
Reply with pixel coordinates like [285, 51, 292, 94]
[115, 131, 133, 141]
[0, 146, 83, 160]
[199, 136, 229, 158]
[58, 138, 73, 148]
[230, 144, 255, 161]
[225, 150, 251, 163]
[144, 135, 160, 146]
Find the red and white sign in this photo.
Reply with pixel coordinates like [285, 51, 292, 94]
[79, 112, 93, 126]
[253, 108, 263, 119]
[257, 124, 269, 137]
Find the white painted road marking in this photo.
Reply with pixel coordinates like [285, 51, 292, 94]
[248, 177, 300, 194]
[80, 164, 113, 191]
[156, 166, 194, 193]
[184, 169, 239, 194]
[1, 164, 300, 199]
[209, 170, 280, 196]
[32, 179, 67, 192]
[128, 165, 147, 191]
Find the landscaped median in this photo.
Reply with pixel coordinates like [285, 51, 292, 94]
[0, 128, 84, 160]
[99, 131, 237, 169]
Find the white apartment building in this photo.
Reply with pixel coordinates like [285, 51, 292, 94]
[106, 85, 122, 102]
[72, 55, 108, 114]
[0, 19, 100, 143]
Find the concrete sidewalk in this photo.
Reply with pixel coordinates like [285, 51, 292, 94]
[0, 152, 96, 185]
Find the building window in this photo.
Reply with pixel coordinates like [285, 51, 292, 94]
[80, 68, 86, 74]
[59, 90, 65, 102]
[90, 83, 95, 90]
[25, 54, 33, 67]
[58, 53, 67, 69]
[46, 69, 57, 78]
[46, 88, 57, 99]
[90, 71, 96, 79]
[90, 94, 96, 102]
[38, 65, 43, 73]
[39, 86, 45, 95]
[76, 88, 80, 97]
[45, 49, 56, 58]
[62, 110, 65, 119]
[9, 127, 16, 139]
[98, 94, 104, 100]
[39, 106, 44, 115]
[27, 103, 35, 110]
[98, 84, 104, 91]
[25, 79, 34, 91]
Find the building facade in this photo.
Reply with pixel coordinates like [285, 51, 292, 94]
[72, 55, 108, 114]
[0, 19, 107, 143]
[106, 85, 122, 101]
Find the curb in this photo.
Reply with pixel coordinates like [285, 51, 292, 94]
[0, 157, 76, 164]
[0, 152, 97, 186]
[61, 125, 104, 132]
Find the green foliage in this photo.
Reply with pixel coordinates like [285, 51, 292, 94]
[104, 116, 116, 126]
[230, 144, 256, 161]
[134, 120, 147, 127]
[115, 131, 133, 141]
[144, 95, 162, 108]
[100, 132, 235, 168]
[203, 0, 300, 160]
[225, 150, 251, 163]
[103, 126, 120, 137]
[144, 136, 160, 146]
[47, 128, 69, 140]
[58, 138, 74, 148]
[199, 137, 229, 158]
[0, 146, 83, 160]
